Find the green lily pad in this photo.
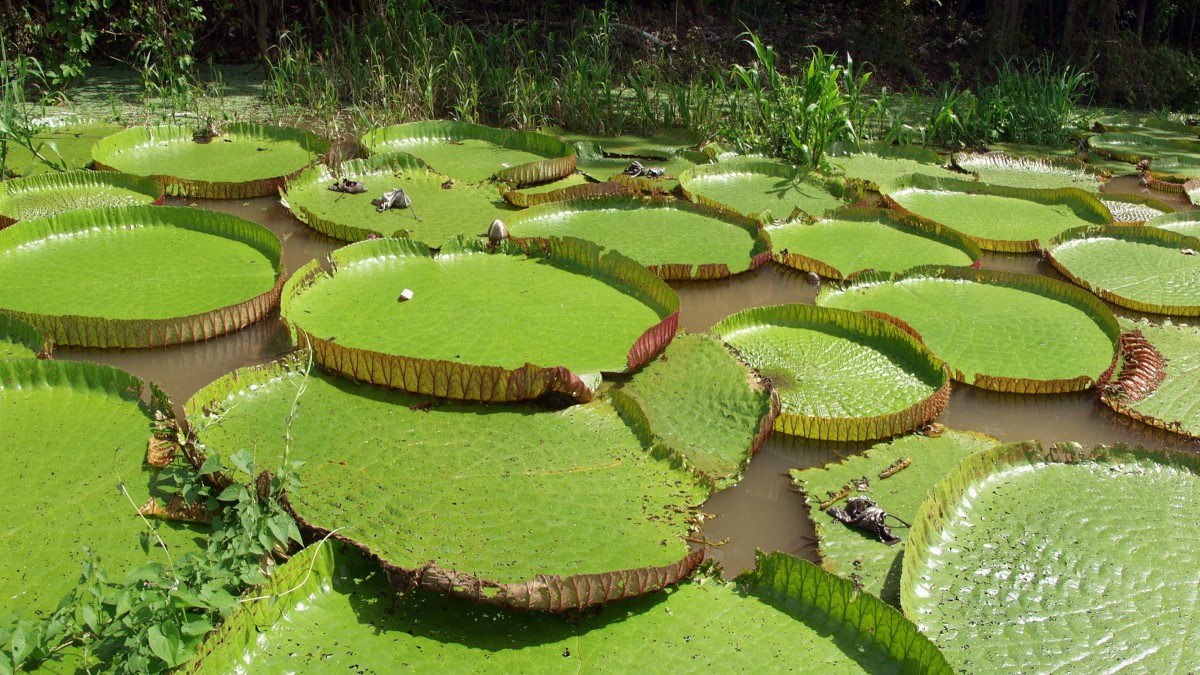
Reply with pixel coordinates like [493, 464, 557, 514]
[500, 172, 596, 207]
[188, 355, 705, 610]
[952, 152, 1105, 192]
[188, 543, 951, 673]
[0, 205, 284, 348]
[1103, 318, 1200, 439]
[884, 174, 1111, 252]
[281, 236, 678, 402]
[281, 155, 514, 245]
[0, 313, 49, 359]
[361, 121, 575, 186]
[829, 143, 957, 192]
[712, 305, 950, 441]
[574, 147, 702, 192]
[0, 170, 163, 228]
[818, 267, 1120, 393]
[506, 194, 770, 280]
[902, 441, 1200, 673]
[792, 428, 998, 605]
[1099, 193, 1174, 224]
[1147, 210, 1200, 238]
[1046, 225, 1200, 315]
[770, 207, 981, 279]
[0, 358, 202, 615]
[92, 123, 328, 198]
[610, 333, 779, 490]
[1088, 131, 1200, 167]
[547, 127, 704, 158]
[3, 119, 123, 176]
[679, 160, 849, 222]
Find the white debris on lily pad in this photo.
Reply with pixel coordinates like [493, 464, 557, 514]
[398, 288, 414, 302]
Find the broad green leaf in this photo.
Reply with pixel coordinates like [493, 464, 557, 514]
[1102, 318, 1200, 439]
[0, 205, 283, 348]
[903, 441, 1200, 673]
[282, 155, 515, 245]
[712, 305, 949, 441]
[883, 174, 1111, 252]
[506, 195, 770, 279]
[828, 143, 957, 192]
[818, 267, 1119, 393]
[612, 333, 778, 490]
[0, 359, 203, 615]
[0, 313, 48, 360]
[1046, 225, 1200, 315]
[545, 127, 704, 158]
[3, 120, 123, 176]
[679, 160, 849, 222]
[1147, 210, 1200, 238]
[92, 123, 328, 199]
[769, 206, 980, 278]
[1099, 193, 1173, 224]
[952, 151, 1104, 192]
[188, 356, 706, 609]
[280, 236, 677, 402]
[361, 121, 575, 186]
[0, 170, 162, 226]
[792, 429, 997, 605]
[1088, 131, 1200, 169]
[187, 543, 950, 673]
[500, 172, 594, 207]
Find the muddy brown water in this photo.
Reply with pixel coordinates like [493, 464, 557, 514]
[56, 175, 1200, 579]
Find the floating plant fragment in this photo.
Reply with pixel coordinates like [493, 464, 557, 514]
[883, 174, 1111, 252]
[506, 193, 771, 280]
[0, 170, 163, 227]
[611, 333, 779, 490]
[769, 207, 980, 278]
[903, 441, 1200, 673]
[818, 266, 1119, 394]
[0, 359, 203, 615]
[93, 123, 328, 198]
[361, 121, 575, 186]
[281, 236, 678, 402]
[713, 305, 950, 441]
[0, 205, 285, 348]
[1045, 225, 1200, 315]
[186, 543, 951, 673]
[792, 428, 998, 605]
[188, 355, 705, 611]
[1102, 318, 1200, 439]
[679, 160, 849, 222]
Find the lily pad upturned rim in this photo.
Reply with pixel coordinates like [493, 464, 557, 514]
[0, 170, 164, 228]
[92, 123, 329, 199]
[711, 303, 951, 441]
[950, 150, 1109, 190]
[360, 120, 576, 188]
[819, 265, 1122, 394]
[827, 141, 950, 192]
[0, 205, 286, 348]
[1098, 191, 1176, 224]
[185, 352, 705, 613]
[771, 206, 983, 279]
[1046, 224, 1200, 315]
[1088, 130, 1200, 163]
[678, 160, 851, 222]
[0, 311, 52, 358]
[881, 173, 1112, 253]
[507, 191, 772, 281]
[1146, 209, 1200, 232]
[281, 153, 433, 241]
[499, 175, 622, 208]
[280, 236, 679, 403]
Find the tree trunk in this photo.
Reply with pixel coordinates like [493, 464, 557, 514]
[1135, 0, 1151, 42]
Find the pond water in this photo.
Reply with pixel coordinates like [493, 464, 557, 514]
[54, 173, 1199, 578]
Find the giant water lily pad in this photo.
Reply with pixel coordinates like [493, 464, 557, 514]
[572, 143, 703, 192]
[0, 170, 163, 227]
[680, 160, 848, 222]
[500, 172, 596, 207]
[792, 429, 998, 606]
[506, 193, 771, 280]
[818, 267, 1119, 393]
[281, 155, 513, 245]
[1148, 210, 1200, 238]
[3, 118, 123, 176]
[1103, 319, 1200, 439]
[770, 207, 981, 278]
[712, 305, 950, 441]
[0, 359, 201, 615]
[92, 123, 328, 198]
[0, 313, 49, 359]
[1046, 225, 1200, 315]
[188, 355, 705, 610]
[188, 543, 950, 673]
[952, 152, 1104, 192]
[610, 333, 779, 490]
[1088, 131, 1200, 167]
[829, 143, 957, 192]
[361, 121, 575, 186]
[281, 236, 678, 402]
[0, 205, 284, 348]
[884, 174, 1111, 252]
[1099, 193, 1174, 224]
[902, 441, 1200, 673]
[547, 127, 705, 158]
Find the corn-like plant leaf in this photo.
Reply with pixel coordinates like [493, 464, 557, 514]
[0, 170, 163, 227]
